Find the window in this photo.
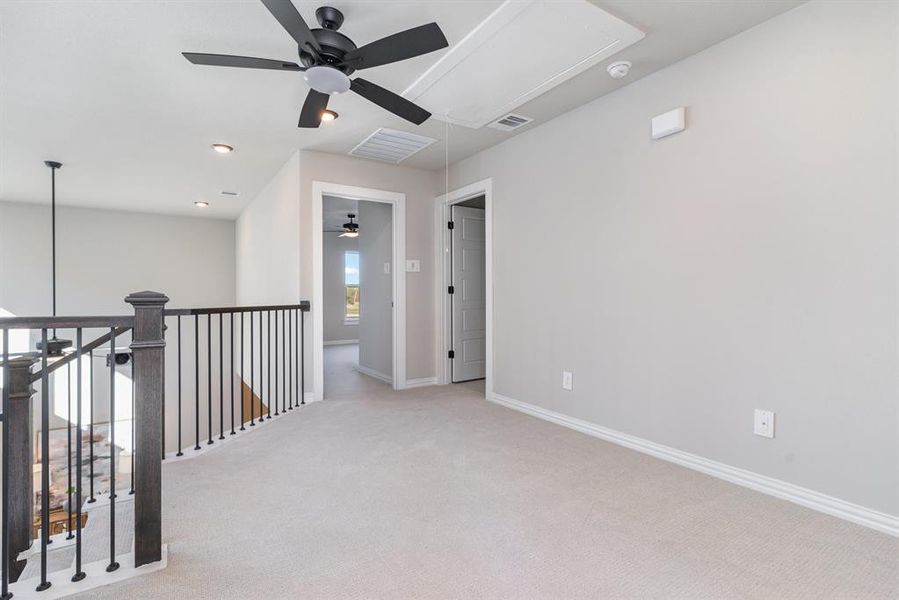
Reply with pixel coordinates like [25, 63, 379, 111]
[344, 251, 360, 322]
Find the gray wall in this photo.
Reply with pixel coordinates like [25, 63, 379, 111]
[358, 201, 393, 379]
[0, 200, 237, 452]
[446, 0, 898, 515]
[298, 150, 440, 381]
[323, 234, 359, 343]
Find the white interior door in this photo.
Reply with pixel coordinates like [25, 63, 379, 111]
[451, 205, 486, 382]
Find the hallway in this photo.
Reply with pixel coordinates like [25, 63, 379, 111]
[69, 384, 895, 599]
[323, 343, 391, 400]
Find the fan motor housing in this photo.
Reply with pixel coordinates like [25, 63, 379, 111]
[299, 6, 357, 74]
[300, 28, 358, 74]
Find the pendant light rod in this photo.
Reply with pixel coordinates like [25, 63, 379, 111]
[44, 161, 62, 320]
[40, 160, 71, 355]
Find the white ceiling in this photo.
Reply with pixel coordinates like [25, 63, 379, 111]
[0, 0, 804, 219]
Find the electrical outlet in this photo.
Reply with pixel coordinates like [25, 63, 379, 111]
[562, 371, 573, 391]
[754, 409, 775, 438]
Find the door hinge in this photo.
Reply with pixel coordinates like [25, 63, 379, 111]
[448, 285, 454, 294]
[447, 220, 454, 230]
[448, 350, 455, 359]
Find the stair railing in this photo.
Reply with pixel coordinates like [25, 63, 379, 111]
[0, 293, 310, 596]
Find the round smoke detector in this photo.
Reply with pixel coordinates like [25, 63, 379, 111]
[607, 60, 632, 79]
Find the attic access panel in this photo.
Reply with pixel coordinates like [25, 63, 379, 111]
[403, 0, 644, 129]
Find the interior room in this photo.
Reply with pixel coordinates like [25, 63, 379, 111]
[0, 1, 896, 598]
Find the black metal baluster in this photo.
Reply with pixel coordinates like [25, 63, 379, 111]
[107, 327, 119, 573]
[274, 311, 279, 416]
[288, 310, 293, 410]
[72, 329, 86, 581]
[282, 310, 286, 413]
[130, 365, 135, 495]
[301, 308, 305, 405]
[240, 312, 245, 431]
[2, 328, 11, 599]
[259, 311, 264, 421]
[207, 314, 213, 445]
[37, 328, 51, 591]
[250, 312, 255, 426]
[219, 313, 224, 440]
[161, 322, 166, 460]
[66, 363, 74, 539]
[267, 311, 271, 419]
[230, 312, 235, 435]
[177, 316, 183, 456]
[88, 349, 95, 502]
[194, 314, 200, 450]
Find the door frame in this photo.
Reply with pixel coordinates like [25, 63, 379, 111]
[312, 181, 406, 401]
[434, 178, 493, 394]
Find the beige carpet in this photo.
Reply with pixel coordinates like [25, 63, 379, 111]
[70, 349, 897, 599]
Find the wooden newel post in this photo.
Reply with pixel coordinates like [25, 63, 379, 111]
[125, 290, 168, 567]
[6, 356, 37, 581]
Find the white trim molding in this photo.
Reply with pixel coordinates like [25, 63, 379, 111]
[355, 364, 393, 384]
[488, 391, 899, 537]
[434, 178, 494, 396]
[405, 376, 438, 388]
[312, 181, 407, 400]
[324, 339, 359, 346]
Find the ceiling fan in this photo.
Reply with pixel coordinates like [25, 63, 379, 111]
[330, 213, 359, 238]
[183, 0, 448, 128]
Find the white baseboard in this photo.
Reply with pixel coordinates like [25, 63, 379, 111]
[354, 364, 393, 384]
[404, 376, 438, 389]
[324, 339, 358, 346]
[10, 545, 167, 600]
[488, 392, 899, 537]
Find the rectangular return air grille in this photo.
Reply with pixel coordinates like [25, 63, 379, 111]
[486, 113, 533, 132]
[349, 128, 437, 164]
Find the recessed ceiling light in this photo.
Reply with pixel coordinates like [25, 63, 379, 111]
[211, 143, 234, 154]
[321, 110, 339, 123]
[194, 201, 209, 208]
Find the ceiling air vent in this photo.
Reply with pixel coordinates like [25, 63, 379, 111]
[486, 113, 533, 132]
[349, 128, 436, 164]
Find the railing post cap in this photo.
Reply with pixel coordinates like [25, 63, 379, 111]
[124, 291, 170, 306]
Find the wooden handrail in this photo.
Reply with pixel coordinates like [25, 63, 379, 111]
[0, 315, 133, 329]
[164, 301, 310, 316]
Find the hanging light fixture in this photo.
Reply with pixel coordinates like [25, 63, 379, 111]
[37, 160, 72, 356]
[338, 213, 359, 238]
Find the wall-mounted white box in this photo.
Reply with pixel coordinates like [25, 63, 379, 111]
[754, 409, 775, 439]
[405, 259, 421, 272]
[651, 107, 686, 140]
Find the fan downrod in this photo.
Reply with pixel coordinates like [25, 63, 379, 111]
[315, 6, 344, 31]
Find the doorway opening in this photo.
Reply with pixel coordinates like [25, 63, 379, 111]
[435, 179, 493, 396]
[312, 182, 406, 401]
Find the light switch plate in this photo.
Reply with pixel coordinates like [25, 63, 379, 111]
[754, 409, 775, 438]
[562, 371, 573, 391]
[383, 262, 390, 275]
[405, 259, 421, 272]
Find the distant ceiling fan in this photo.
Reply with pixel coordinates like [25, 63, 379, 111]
[183, 0, 448, 128]
[337, 214, 359, 238]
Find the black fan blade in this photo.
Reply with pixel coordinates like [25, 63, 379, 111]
[260, 0, 320, 54]
[341, 23, 448, 70]
[298, 89, 330, 128]
[182, 52, 303, 71]
[350, 78, 431, 125]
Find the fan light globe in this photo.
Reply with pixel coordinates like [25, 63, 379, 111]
[304, 66, 351, 95]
